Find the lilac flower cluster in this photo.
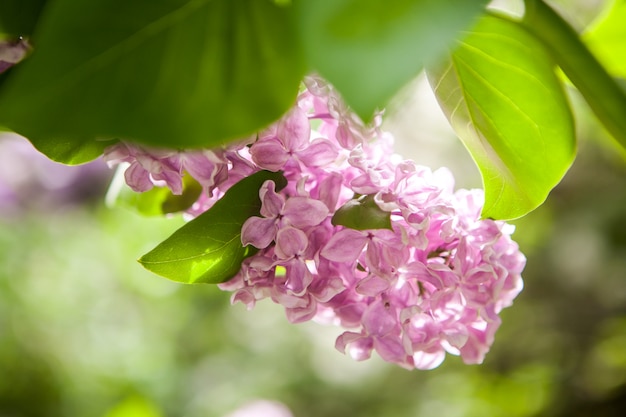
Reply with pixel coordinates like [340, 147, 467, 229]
[104, 76, 525, 370]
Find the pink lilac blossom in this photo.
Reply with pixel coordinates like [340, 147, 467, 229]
[104, 76, 525, 370]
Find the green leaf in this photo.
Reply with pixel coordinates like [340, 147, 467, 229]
[427, 14, 576, 220]
[521, 0, 626, 152]
[584, 0, 626, 79]
[0, 0, 48, 38]
[0, 0, 304, 155]
[332, 194, 392, 230]
[139, 170, 287, 284]
[30, 136, 117, 165]
[296, 0, 488, 120]
[110, 173, 203, 216]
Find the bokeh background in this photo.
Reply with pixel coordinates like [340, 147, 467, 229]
[2, 1, 626, 415]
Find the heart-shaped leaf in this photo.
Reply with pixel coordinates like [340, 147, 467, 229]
[139, 170, 287, 284]
[427, 14, 576, 220]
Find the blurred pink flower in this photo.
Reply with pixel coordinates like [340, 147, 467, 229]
[224, 400, 293, 417]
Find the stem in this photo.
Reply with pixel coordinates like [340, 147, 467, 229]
[521, 0, 626, 150]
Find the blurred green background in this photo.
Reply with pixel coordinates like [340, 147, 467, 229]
[1, 79, 626, 416]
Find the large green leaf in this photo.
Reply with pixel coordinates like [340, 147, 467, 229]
[139, 170, 287, 284]
[0, 0, 304, 159]
[427, 14, 575, 220]
[297, 0, 488, 120]
[0, 0, 48, 38]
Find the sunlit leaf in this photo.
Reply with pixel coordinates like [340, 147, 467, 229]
[139, 170, 287, 284]
[584, 0, 626, 79]
[522, 0, 626, 152]
[332, 194, 392, 230]
[0, 0, 304, 158]
[297, 0, 488, 120]
[427, 14, 575, 220]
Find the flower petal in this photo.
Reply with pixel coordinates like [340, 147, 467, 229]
[362, 300, 397, 336]
[275, 226, 308, 259]
[153, 166, 183, 195]
[374, 335, 409, 366]
[241, 216, 276, 249]
[317, 172, 343, 211]
[182, 150, 226, 188]
[103, 142, 132, 165]
[336, 331, 373, 361]
[278, 106, 310, 151]
[297, 138, 338, 167]
[124, 161, 153, 192]
[412, 349, 446, 370]
[309, 275, 345, 302]
[320, 229, 368, 263]
[283, 197, 329, 228]
[259, 180, 285, 218]
[250, 138, 289, 171]
[284, 259, 313, 296]
[284, 295, 317, 323]
[356, 274, 389, 296]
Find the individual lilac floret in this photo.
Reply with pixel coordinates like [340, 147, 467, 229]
[105, 75, 525, 370]
[0, 38, 30, 74]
